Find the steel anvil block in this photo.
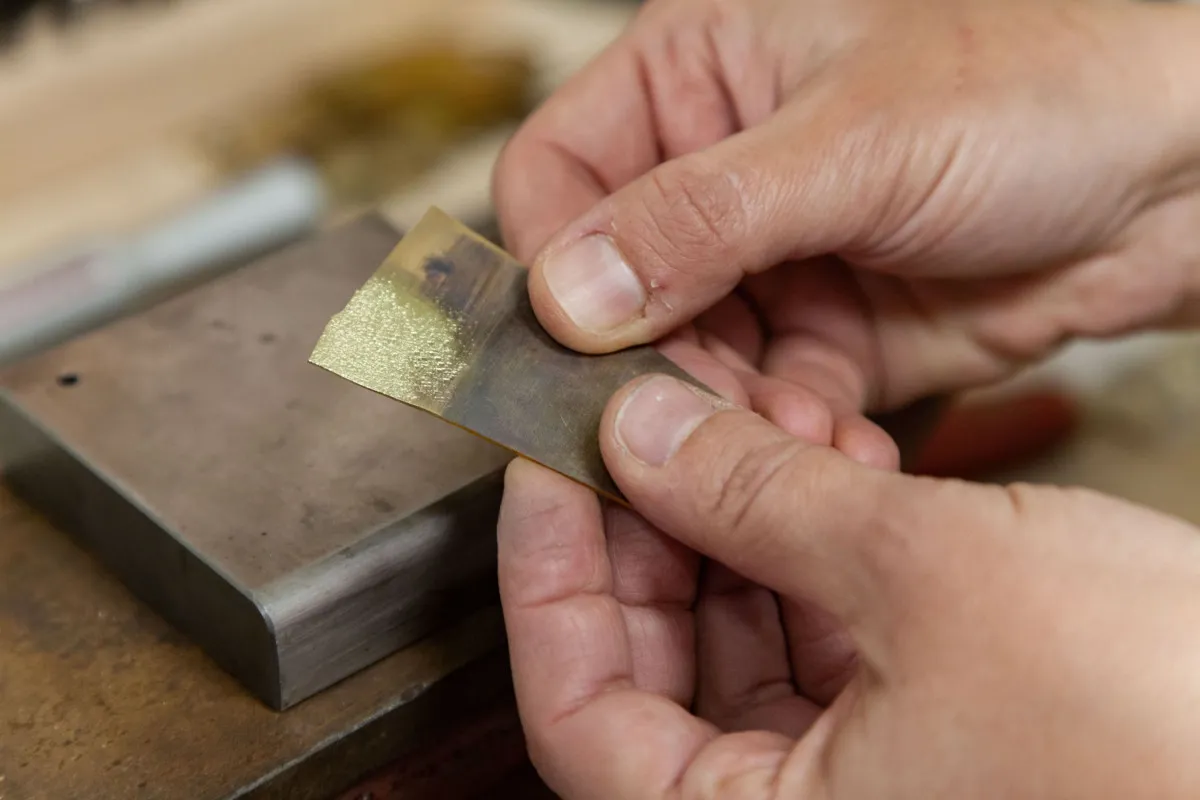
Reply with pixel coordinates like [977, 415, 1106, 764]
[0, 216, 511, 710]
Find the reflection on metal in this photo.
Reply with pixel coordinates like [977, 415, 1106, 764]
[310, 207, 709, 502]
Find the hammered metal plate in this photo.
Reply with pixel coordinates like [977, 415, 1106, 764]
[310, 207, 708, 502]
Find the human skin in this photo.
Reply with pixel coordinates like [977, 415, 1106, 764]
[489, 0, 1200, 797]
[499, 391, 1200, 799]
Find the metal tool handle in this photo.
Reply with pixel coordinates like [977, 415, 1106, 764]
[0, 158, 326, 365]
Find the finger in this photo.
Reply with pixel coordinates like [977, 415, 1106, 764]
[760, 332, 901, 469]
[694, 293, 765, 367]
[760, 333, 872, 420]
[746, 377, 836, 447]
[655, 334, 751, 407]
[742, 263, 902, 469]
[754, 324, 899, 468]
[691, 327, 836, 446]
[526, 102, 898, 353]
[833, 414, 901, 471]
[605, 504, 700, 706]
[492, 38, 660, 262]
[665, 332, 858, 476]
[498, 459, 720, 798]
[695, 563, 821, 738]
[778, 597, 858, 707]
[494, 0, 751, 264]
[693, 325, 895, 468]
[735, 364, 898, 470]
[746, 258, 880, 414]
[498, 460, 625, 735]
[666, 328, 857, 457]
[598, 374, 995, 637]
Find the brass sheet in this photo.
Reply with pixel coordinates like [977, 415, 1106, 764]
[310, 207, 708, 502]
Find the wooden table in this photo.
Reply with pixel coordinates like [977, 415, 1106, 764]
[0, 485, 535, 798]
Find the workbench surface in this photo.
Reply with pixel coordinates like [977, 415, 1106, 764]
[0, 484, 524, 799]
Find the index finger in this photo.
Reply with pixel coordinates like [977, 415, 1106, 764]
[497, 459, 714, 798]
[492, 36, 660, 262]
[498, 459, 798, 799]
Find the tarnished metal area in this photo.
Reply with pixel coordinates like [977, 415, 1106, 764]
[0, 216, 511, 710]
[311, 208, 709, 503]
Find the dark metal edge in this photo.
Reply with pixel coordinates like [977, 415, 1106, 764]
[0, 390, 284, 709]
[257, 469, 508, 709]
[233, 645, 517, 800]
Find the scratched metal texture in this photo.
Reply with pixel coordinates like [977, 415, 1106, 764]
[311, 208, 708, 503]
[0, 216, 512, 709]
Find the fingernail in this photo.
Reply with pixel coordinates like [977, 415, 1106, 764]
[615, 376, 720, 466]
[542, 235, 646, 333]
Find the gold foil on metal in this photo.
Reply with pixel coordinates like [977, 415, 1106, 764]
[309, 207, 708, 502]
[310, 251, 467, 409]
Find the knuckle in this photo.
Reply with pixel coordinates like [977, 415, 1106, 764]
[703, 438, 806, 544]
[634, 155, 748, 265]
[788, 389, 836, 441]
[842, 487, 915, 574]
[499, 499, 605, 606]
[502, 485, 573, 548]
[847, 475, 972, 588]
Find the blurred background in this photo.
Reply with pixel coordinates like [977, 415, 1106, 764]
[0, 0, 1198, 519]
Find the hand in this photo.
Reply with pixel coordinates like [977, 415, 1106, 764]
[646, 330, 900, 469]
[494, 0, 1200, 422]
[498, 376, 1200, 799]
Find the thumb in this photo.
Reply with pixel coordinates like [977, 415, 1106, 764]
[599, 374, 1013, 634]
[527, 108, 901, 354]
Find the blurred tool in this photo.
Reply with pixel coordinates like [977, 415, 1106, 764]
[0, 0, 40, 44]
[1, 0, 170, 43]
[912, 390, 1080, 478]
[0, 158, 325, 364]
[205, 45, 533, 205]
